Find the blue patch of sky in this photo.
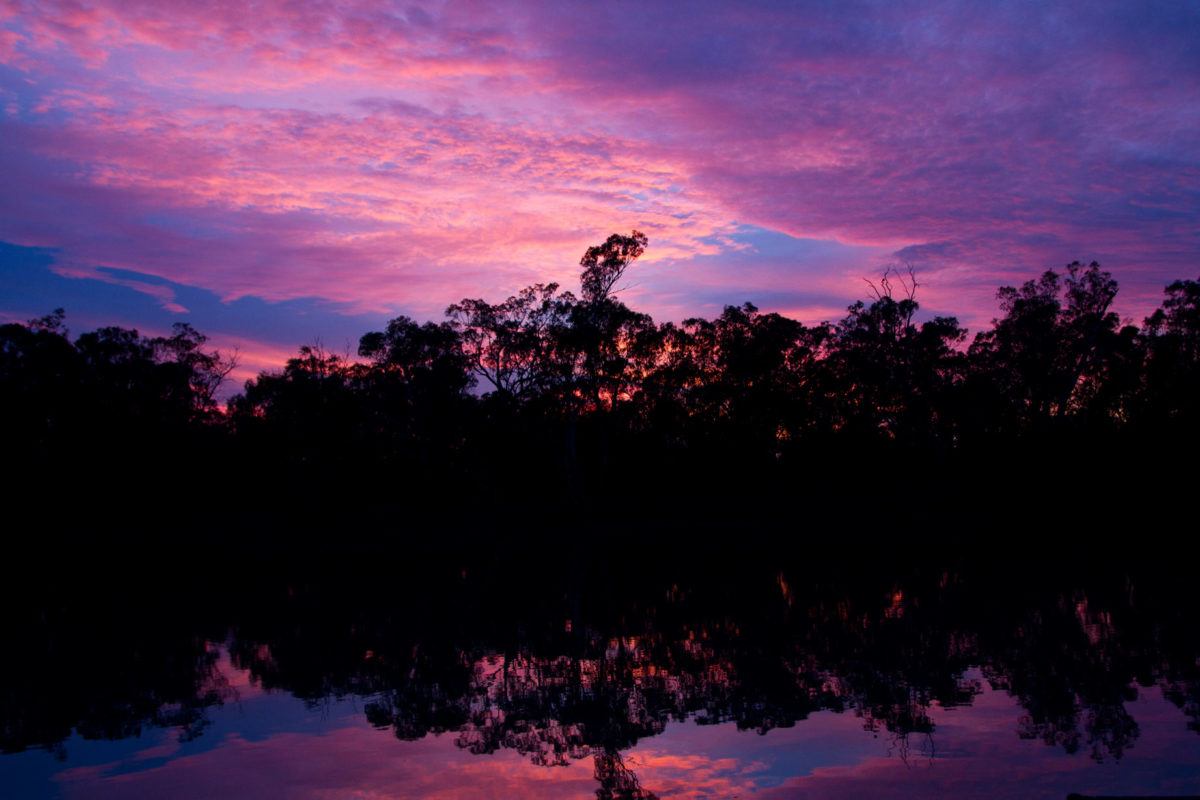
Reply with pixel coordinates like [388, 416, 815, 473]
[0, 240, 395, 353]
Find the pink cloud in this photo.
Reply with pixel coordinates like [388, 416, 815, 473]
[1, 0, 1197, 363]
[3, 94, 740, 320]
[46, 682, 1200, 799]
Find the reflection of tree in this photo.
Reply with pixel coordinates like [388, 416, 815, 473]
[218, 556, 1200, 790]
[986, 590, 1147, 761]
[4, 555, 1200, 793]
[0, 569, 235, 758]
[594, 749, 659, 800]
[1161, 678, 1200, 734]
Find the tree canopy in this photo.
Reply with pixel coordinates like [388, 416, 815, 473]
[3, 233, 1198, 520]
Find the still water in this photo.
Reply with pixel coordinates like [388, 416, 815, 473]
[2, 543, 1199, 798]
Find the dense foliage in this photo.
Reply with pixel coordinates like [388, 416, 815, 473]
[3, 231, 1198, 520]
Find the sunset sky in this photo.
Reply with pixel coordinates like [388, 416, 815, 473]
[2, 1, 1197, 384]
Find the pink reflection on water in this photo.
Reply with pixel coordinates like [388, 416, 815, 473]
[47, 674, 1200, 799]
[56, 728, 598, 800]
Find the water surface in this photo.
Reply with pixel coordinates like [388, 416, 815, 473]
[2, 543, 1198, 799]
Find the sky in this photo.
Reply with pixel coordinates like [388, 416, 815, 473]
[1, 1, 1198, 386]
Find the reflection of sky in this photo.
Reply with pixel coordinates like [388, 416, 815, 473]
[3, 656, 1199, 799]
[3, 1, 1199, 378]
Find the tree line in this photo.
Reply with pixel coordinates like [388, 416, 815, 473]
[2, 231, 1197, 520]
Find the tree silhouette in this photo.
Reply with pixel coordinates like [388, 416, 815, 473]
[825, 270, 965, 445]
[446, 283, 572, 399]
[580, 230, 648, 303]
[967, 261, 1128, 432]
[4, 235, 1199, 524]
[1139, 277, 1200, 429]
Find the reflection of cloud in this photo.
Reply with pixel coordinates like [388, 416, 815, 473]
[621, 751, 767, 798]
[209, 643, 266, 698]
[55, 726, 599, 800]
[756, 687, 1200, 800]
[47, 684, 1199, 799]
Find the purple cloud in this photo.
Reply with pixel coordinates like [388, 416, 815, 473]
[1, 0, 1196, 364]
